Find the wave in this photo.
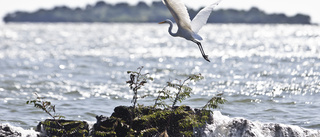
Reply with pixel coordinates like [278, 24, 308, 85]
[203, 111, 320, 137]
[0, 123, 38, 137]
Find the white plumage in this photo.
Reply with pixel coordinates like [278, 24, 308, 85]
[159, 0, 223, 62]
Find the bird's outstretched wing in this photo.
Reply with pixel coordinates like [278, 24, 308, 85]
[162, 0, 192, 29]
[191, 0, 223, 33]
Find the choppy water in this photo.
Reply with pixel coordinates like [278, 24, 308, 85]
[0, 23, 320, 132]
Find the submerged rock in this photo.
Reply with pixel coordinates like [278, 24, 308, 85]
[0, 123, 39, 137]
[0, 124, 21, 137]
[204, 111, 320, 137]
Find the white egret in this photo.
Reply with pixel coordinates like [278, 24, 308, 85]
[159, 0, 223, 62]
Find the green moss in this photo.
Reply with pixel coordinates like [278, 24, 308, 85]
[93, 105, 211, 137]
[39, 119, 89, 136]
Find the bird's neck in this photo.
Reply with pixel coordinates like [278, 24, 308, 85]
[167, 20, 178, 37]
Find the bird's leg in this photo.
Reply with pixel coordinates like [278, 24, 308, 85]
[194, 41, 210, 62]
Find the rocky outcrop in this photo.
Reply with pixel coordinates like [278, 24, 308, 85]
[0, 124, 21, 137]
[91, 105, 209, 137]
[2, 109, 320, 137]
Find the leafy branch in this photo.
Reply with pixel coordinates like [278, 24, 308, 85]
[154, 74, 204, 108]
[171, 74, 204, 108]
[126, 66, 153, 109]
[26, 93, 65, 120]
[153, 85, 170, 108]
[202, 93, 227, 110]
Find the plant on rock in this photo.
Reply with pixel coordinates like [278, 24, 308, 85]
[126, 66, 153, 110]
[26, 93, 65, 120]
[93, 66, 227, 137]
[154, 74, 204, 108]
[152, 74, 226, 136]
[26, 93, 89, 136]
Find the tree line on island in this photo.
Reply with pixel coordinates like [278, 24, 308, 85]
[3, 1, 311, 24]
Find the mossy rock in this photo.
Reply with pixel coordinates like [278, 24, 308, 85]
[36, 119, 89, 137]
[91, 115, 129, 137]
[92, 106, 211, 137]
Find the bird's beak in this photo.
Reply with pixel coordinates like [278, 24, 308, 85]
[158, 21, 166, 24]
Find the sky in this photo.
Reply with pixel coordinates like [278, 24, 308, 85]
[0, 0, 319, 24]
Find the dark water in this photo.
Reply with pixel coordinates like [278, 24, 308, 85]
[0, 23, 319, 132]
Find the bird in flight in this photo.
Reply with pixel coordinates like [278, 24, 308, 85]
[159, 0, 223, 62]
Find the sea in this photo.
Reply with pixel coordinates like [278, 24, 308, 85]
[0, 23, 319, 136]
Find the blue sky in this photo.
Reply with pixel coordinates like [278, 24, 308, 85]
[0, 0, 319, 24]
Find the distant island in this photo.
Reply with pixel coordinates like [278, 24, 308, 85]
[3, 1, 311, 24]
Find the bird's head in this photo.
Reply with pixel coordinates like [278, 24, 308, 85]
[158, 19, 171, 24]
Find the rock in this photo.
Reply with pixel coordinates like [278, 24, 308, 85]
[3, 109, 320, 137]
[91, 115, 130, 137]
[92, 105, 211, 137]
[0, 124, 21, 137]
[204, 111, 320, 137]
[36, 119, 89, 137]
[228, 119, 256, 137]
[111, 106, 134, 123]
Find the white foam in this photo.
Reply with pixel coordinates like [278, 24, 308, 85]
[1, 123, 39, 137]
[203, 111, 320, 137]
